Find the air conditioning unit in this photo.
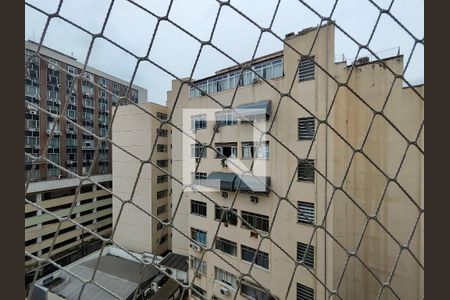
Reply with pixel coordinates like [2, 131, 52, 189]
[220, 286, 231, 295]
[29, 110, 38, 115]
[48, 63, 55, 70]
[222, 191, 228, 198]
[190, 243, 202, 252]
[55, 100, 61, 105]
[250, 196, 259, 203]
[56, 83, 61, 89]
[221, 158, 228, 167]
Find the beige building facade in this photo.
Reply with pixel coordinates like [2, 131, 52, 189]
[165, 23, 424, 300]
[112, 102, 171, 255]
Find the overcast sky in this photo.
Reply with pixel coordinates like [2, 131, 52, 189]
[25, 0, 424, 105]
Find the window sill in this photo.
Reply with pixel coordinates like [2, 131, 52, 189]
[297, 180, 315, 183]
[191, 213, 207, 218]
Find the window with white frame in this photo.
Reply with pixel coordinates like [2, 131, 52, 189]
[215, 143, 237, 159]
[25, 84, 39, 97]
[191, 143, 207, 158]
[47, 153, 59, 163]
[191, 200, 207, 217]
[190, 255, 207, 274]
[297, 242, 314, 268]
[191, 227, 207, 247]
[297, 201, 315, 225]
[67, 65, 77, 75]
[242, 141, 269, 159]
[25, 136, 39, 146]
[214, 267, 237, 289]
[191, 114, 207, 130]
[191, 172, 207, 185]
[241, 245, 269, 269]
[215, 109, 237, 127]
[215, 237, 237, 256]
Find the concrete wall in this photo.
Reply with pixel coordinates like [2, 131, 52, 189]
[112, 102, 170, 255]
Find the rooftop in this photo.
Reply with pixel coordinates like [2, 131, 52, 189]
[159, 252, 189, 272]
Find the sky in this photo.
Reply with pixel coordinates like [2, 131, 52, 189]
[25, 0, 424, 105]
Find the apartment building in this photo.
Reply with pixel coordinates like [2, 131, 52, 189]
[166, 23, 424, 300]
[112, 102, 171, 256]
[24, 41, 148, 280]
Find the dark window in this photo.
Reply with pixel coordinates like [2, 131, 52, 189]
[298, 56, 315, 82]
[156, 144, 167, 152]
[192, 284, 207, 300]
[157, 175, 168, 184]
[298, 117, 315, 140]
[241, 245, 269, 269]
[297, 283, 314, 300]
[191, 200, 207, 217]
[297, 242, 314, 268]
[156, 219, 168, 231]
[297, 159, 315, 182]
[215, 237, 237, 256]
[241, 211, 269, 232]
[297, 201, 315, 225]
[157, 128, 168, 137]
[157, 160, 168, 167]
[157, 190, 168, 199]
[215, 205, 238, 226]
[157, 204, 167, 215]
[157, 112, 168, 121]
[215, 143, 237, 159]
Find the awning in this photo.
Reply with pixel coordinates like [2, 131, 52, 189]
[205, 172, 237, 191]
[235, 100, 271, 121]
[233, 175, 271, 194]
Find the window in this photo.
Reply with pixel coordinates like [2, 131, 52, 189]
[157, 112, 168, 120]
[99, 115, 108, 125]
[297, 242, 314, 268]
[159, 234, 168, 245]
[157, 175, 168, 184]
[157, 190, 168, 199]
[296, 283, 314, 300]
[48, 90, 58, 100]
[25, 119, 39, 130]
[191, 114, 207, 130]
[242, 141, 270, 159]
[298, 117, 315, 140]
[215, 237, 237, 256]
[297, 201, 315, 225]
[157, 128, 168, 137]
[215, 205, 238, 226]
[215, 143, 237, 159]
[98, 77, 108, 87]
[157, 144, 167, 152]
[49, 136, 60, 148]
[48, 153, 59, 163]
[214, 267, 237, 289]
[241, 283, 275, 300]
[67, 65, 77, 75]
[47, 167, 60, 178]
[191, 172, 207, 185]
[25, 84, 39, 97]
[192, 284, 207, 300]
[190, 255, 207, 274]
[156, 219, 168, 231]
[241, 211, 269, 232]
[157, 160, 168, 167]
[188, 57, 284, 98]
[298, 56, 315, 82]
[157, 204, 167, 215]
[241, 245, 269, 269]
[297, 159, 315, 182]
[191, 228, 207, 247]
[191, 143, 207, 158]
[66, 109, 76, 120]
[191, 200, 207, 217]
[83, 98, 94, 108]
[215, 109, 237, 127]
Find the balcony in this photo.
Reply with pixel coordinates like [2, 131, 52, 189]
[202, 172, 271, 194]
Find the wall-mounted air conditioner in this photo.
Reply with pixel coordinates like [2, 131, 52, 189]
[220, 286, 231, 295]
